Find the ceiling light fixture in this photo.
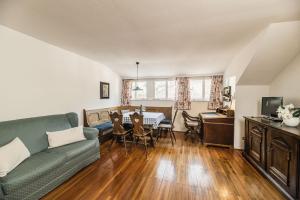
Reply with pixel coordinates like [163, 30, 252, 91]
[133, 61, 143, 91]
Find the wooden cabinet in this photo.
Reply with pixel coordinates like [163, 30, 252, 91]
[200, 112, 234, 148]
[244, 117, 300, 200]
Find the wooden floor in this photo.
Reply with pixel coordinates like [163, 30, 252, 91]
[43, 132, 285, 200]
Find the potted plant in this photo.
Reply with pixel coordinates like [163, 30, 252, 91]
[277, 104, 300, 127]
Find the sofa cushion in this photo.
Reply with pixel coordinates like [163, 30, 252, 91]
[93, 122, 113, 132]
[47, 140, 98, 161]
[0, 151, 66, 195]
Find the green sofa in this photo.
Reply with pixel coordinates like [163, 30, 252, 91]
[0, 113, 100, 200]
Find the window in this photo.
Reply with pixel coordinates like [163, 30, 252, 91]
[204, 79, 211, 101]
[153, 80, 176, 100]
[190, 78, 212, 101]
[129, 77, 210, 101]
[167, 80, 175, 100]
[131, 81, 147, 100]
[154, 81, 166, 99]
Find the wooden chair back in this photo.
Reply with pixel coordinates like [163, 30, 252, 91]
[182, 111, 189, 129]
[130, 112, 145, 136]
[172, 109, 179, 127]
[109, 112, 125, 134]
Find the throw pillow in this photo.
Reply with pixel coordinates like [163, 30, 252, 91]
[0, 137, 30, 177]
[47, 126, 86, 148]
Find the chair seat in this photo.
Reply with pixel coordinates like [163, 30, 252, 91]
[113, 130, 130, 136]
[186, 121, 199, 127]
[93, 122, 113, 132]
[160, 119, 171, 125]
[158, 124, 172, 129]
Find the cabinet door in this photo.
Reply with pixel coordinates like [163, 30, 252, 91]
[248, 123, 266, 167]
[267, 130, 297, 198]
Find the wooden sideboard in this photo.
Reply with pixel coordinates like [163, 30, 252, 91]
[244, 117, 300, 200]
[200, 112, 234, 148]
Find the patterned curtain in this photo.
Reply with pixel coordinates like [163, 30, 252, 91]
[208, 75, 224, 110]
[175, 77, 191, 110]
[121, 79, 132, 106]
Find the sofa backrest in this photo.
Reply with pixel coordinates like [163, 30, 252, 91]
[84, 108, 113, 127]
[0, 112, 78, 155]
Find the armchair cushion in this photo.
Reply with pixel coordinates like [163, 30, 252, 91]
[93, 122, 113, 132]
[83, 127, 99, 140]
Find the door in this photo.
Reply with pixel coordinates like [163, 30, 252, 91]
[267, 129, 297, 198]
[248, 122, 266, 167]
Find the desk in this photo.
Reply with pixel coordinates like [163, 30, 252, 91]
[200, 112, 234, 148]
[123, 112, 165, 129]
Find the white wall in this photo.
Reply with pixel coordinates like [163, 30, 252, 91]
[234, 85, 269, 149]
[0, 25, 121, 123]
[131, 100, 209, 131]
[270, 54, 300, 106]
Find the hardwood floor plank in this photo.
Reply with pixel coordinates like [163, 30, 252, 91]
[43, 132, 285, 200]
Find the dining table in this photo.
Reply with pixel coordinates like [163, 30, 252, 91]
[122, 111, 165, 129]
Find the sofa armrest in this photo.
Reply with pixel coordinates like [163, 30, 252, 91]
[83, 127, 99, 140]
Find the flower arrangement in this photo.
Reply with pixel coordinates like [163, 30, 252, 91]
[277, 104, 300, 127]
[277, 104, 300, 119]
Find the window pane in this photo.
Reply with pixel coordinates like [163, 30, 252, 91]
[155, 81, 166, 99]
[204, 79, 212, 101]
[131, 82, 136, 100]
[167, 80, 175, 100]
[131, 81, 147, 99]
[190, 80, 203, 100]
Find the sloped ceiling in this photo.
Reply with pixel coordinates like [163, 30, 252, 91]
[0, 0, 300, 77]
[238, 21, 300, 85]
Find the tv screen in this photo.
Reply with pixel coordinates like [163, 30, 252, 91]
[261, 97, 283, 118]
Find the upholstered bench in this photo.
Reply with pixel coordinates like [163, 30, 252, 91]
[83, 109, 114, 143]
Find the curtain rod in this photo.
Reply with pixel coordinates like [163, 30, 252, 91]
[122, 73, 224, 80]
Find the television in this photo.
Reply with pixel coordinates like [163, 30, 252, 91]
[261, 97, 283, 118]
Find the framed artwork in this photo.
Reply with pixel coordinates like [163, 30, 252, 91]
[100, 82, 110, 99]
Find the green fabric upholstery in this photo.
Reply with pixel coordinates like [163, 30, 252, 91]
[66, 112, 78, 128]
[0, 187, 3, 199]
[0, 113, 100, 200]
[83, 127, 99, 140]
[93, 122, 113, 132]
[0, 152, 66, 195]
[0, 114, 73, 155]
[47, 140, 98, 161]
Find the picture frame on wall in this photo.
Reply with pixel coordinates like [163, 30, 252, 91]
[100, 82, 110, 99]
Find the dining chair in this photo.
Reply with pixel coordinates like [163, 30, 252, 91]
[129, 112, 153, 158]
[157, 109, 178, 145]
[182, 111, 202, 142]
[109, 112, 131, 155]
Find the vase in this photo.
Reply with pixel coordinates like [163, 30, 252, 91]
[283, 117, 300, 127]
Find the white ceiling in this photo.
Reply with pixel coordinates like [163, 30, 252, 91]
[0, 0, 300, 78]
